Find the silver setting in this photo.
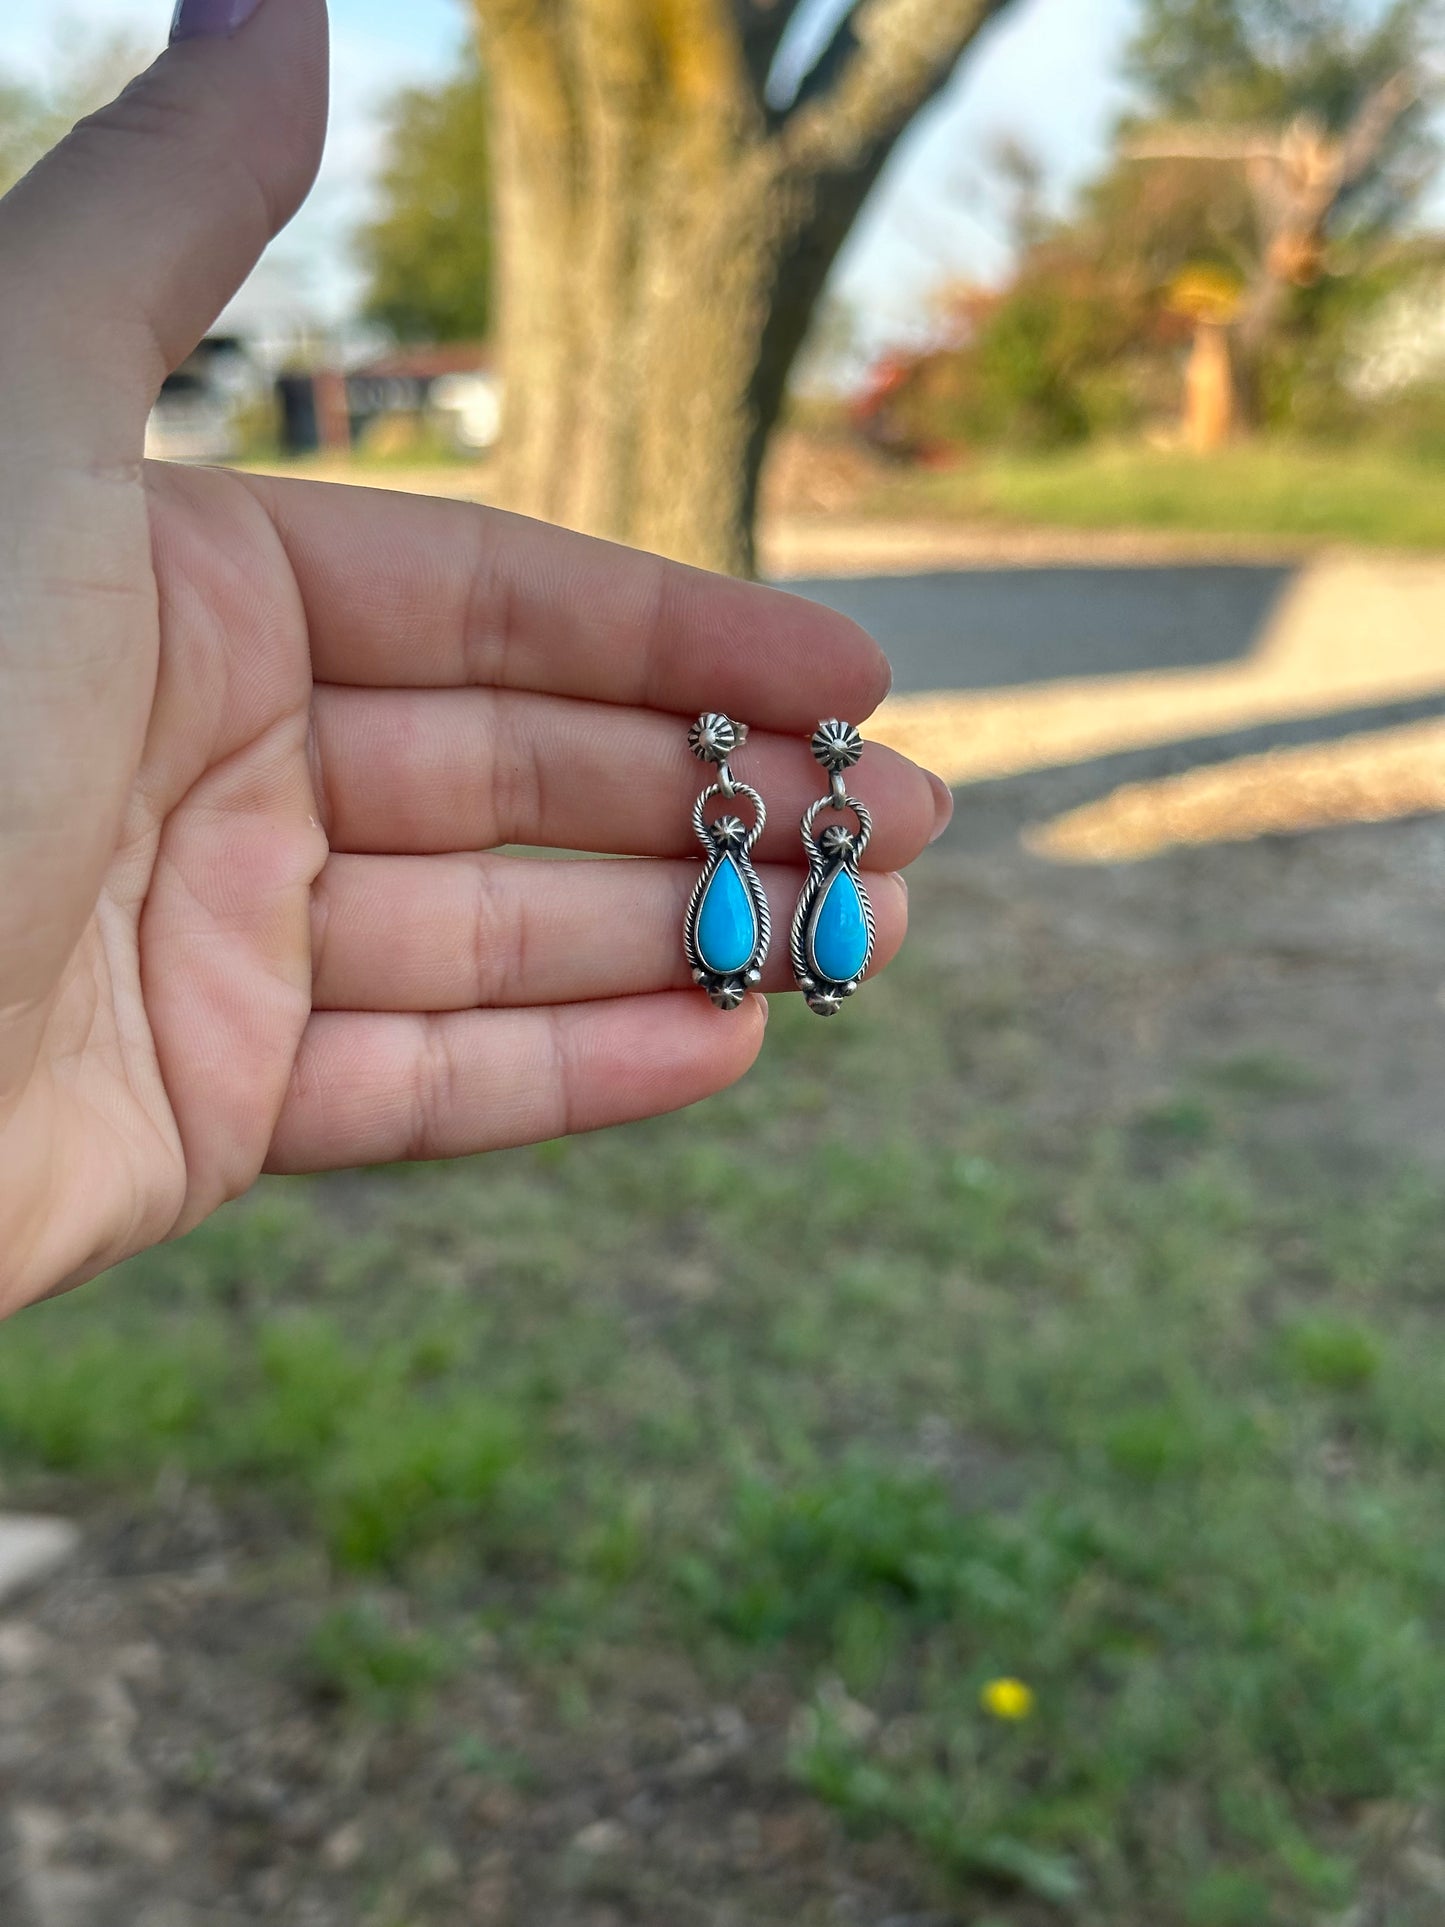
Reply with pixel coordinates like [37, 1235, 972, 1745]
[684, 715, 770, 1011]
[792, 721, 876, 1017]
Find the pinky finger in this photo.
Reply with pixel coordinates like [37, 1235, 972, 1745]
[264, 991, 767, 1173]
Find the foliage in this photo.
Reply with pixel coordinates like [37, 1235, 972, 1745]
[356, 50, 493, 344]
[0, 33, 149, 197]
[1127, 0, 1441, 234]
[866, 179, 1223, 454]
[6, 949, 1445, 1920]
[872, 0, 1442, 455]
[0, 77, 39, 196]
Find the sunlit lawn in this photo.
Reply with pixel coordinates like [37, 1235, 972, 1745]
[248, 435, 1445, 554]
[885, 440, 1445, 550]
[5, 945, 1445, 1922]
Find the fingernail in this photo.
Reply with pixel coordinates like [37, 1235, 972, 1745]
[757, 995, 771, 1025]
[928, 772, 954, 844]
[171, 0, 264, 41]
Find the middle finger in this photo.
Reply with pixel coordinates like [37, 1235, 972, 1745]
[310, 851, 910, 1011]
[311, 685, 946, 867]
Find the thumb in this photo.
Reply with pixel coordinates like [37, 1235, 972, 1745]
[0, 0, 327, 1099]
[0, 0, 329, 452]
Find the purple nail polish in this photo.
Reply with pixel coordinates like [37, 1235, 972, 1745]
[170, 0, 264, 41]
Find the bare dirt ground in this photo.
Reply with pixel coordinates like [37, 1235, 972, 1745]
[0, 1498, 947, 1927]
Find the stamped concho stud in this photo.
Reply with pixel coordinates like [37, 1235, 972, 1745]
[791, 720, 875, 1016]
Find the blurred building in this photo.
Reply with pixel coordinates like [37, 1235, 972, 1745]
[344, 343, 500, 454]
[144, 335, 266, 464]
[143, 333, 502, 463]
[1349, 269, 1445, 400]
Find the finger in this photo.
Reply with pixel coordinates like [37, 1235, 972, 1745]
[241, 474, 891, 729]
[265, 992, 767, 1173]
[0, 1, 325, 1096]
[310, 686, 946, 867]
[310, 853, 909, 1012]
[0, 0, 328, 444]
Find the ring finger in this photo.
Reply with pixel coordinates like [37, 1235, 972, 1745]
[310, 851, 909, 1011]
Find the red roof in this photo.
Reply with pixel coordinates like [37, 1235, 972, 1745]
[352, 342, 493, 380]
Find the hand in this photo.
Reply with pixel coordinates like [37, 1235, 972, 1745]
[0, 0, 949, 1311]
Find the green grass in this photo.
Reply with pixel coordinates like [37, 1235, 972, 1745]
[890, 441, 1445, 549]
[5, 958, 1445, 1922]
[305, 1599, 457, 1718]
[248, 433, 1445, 550]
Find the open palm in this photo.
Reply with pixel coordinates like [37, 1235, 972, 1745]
[0, 0, 944, 1309]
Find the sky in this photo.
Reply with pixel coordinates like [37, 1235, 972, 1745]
[2, 0, 1137, 349]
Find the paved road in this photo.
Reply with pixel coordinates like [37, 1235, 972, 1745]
[785, 557, 1445, 853]
[782, 556, 1445, 1171]
[785, 564, 1296, 692]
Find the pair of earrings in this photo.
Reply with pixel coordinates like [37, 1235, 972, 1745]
[683, 711, 875, 1018]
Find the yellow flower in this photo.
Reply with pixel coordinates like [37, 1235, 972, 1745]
[1166, 263, 1243, 324]
[981, 1676, 1034, 1722]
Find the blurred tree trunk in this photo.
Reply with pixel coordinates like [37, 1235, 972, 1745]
[1184, 320, 1234, 451]
[472, 0, 1015, 575]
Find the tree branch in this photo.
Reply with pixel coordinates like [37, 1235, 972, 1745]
[729, 0, 810, 102]
[1338, 71, 1414, 187]
[1123, 125, 1287, 165]
[778, 0, 1013, 175]
[787, 8, 859, 115]
[1124, 74, 1414, 200]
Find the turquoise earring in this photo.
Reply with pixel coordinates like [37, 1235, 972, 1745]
[791, 721, 875, 1016]
[683, 713, 770, 1010]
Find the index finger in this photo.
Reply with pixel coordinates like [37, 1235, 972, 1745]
[239, 473, 893, 729]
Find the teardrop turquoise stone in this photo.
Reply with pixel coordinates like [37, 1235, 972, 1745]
[808, 866, 869, 983]
[696, 855, 758, 974]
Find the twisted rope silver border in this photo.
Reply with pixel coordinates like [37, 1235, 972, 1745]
[790, 793, 876, 1016]
[683, 780, 771, 1011]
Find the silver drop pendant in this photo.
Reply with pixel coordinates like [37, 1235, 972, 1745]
[683, 712, 770, 1011]
[791, 720, 876, 1016]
